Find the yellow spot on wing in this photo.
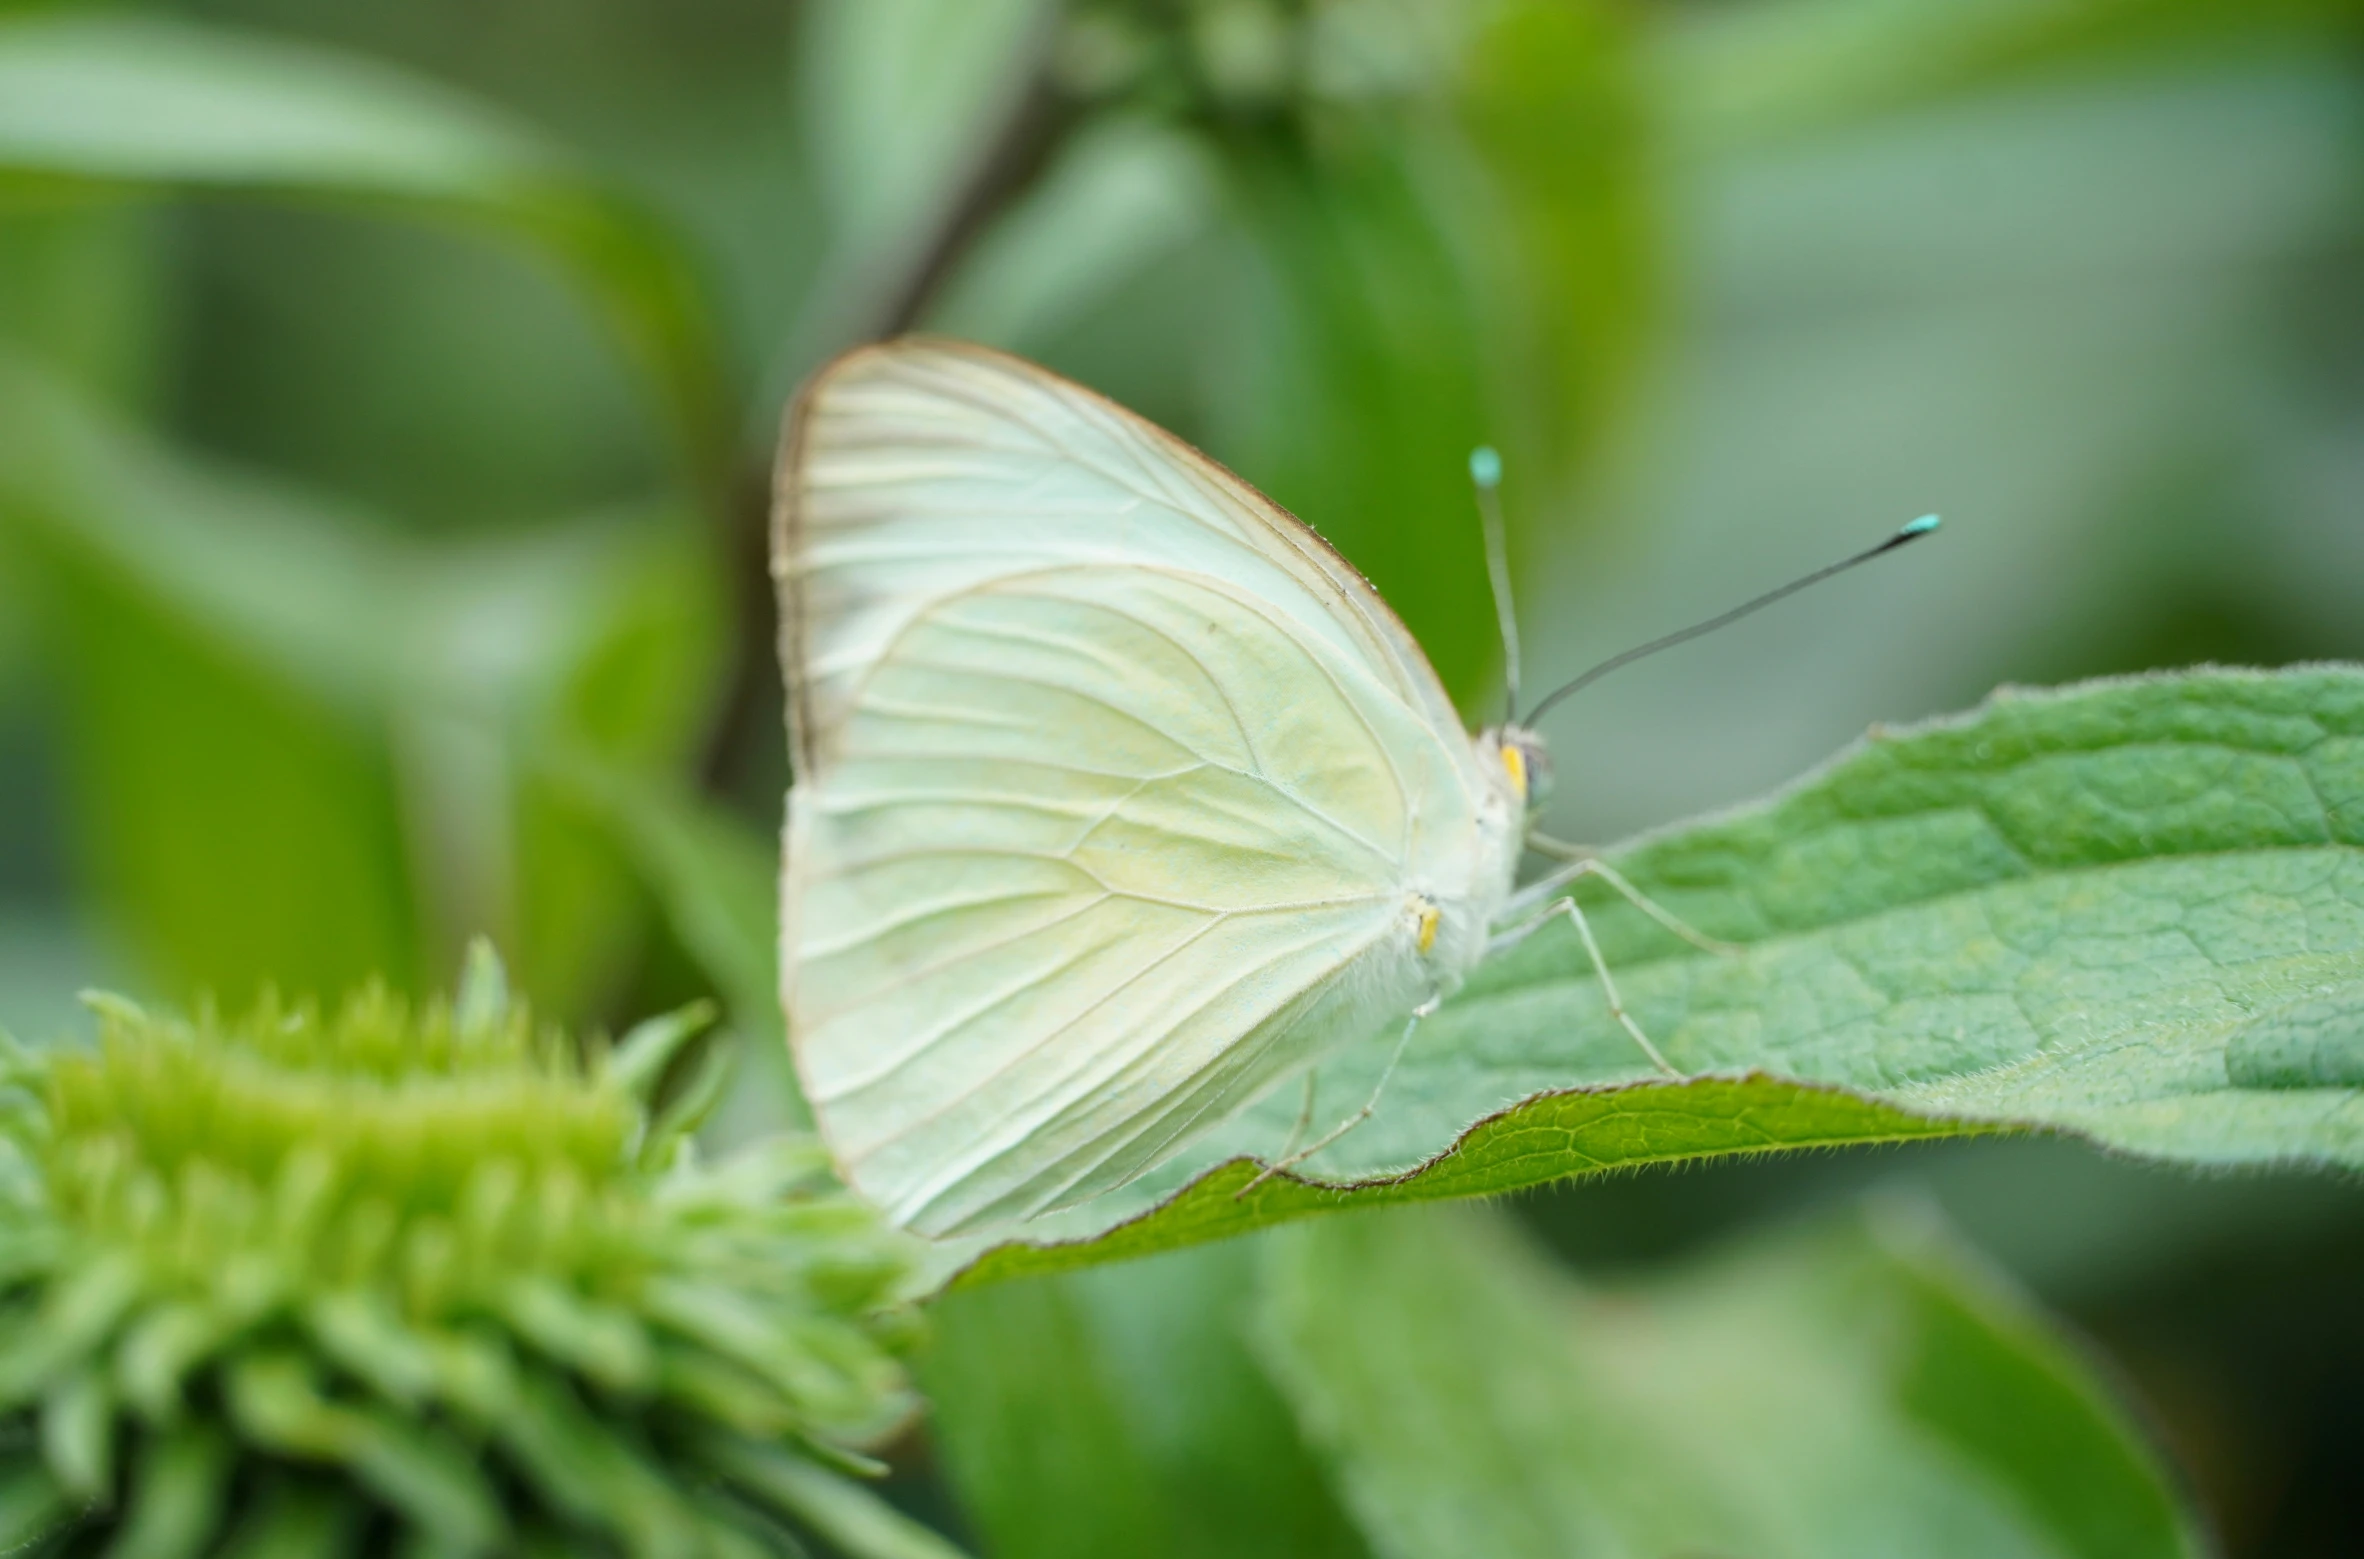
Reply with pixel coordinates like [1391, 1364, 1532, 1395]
[1417, 900, 1440, 955]
[1502, 744, 1528, 802]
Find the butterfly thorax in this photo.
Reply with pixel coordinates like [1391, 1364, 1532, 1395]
[1407, 723, 1540, 985]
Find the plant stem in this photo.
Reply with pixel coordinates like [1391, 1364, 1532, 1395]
[697, 60, 1080, 805]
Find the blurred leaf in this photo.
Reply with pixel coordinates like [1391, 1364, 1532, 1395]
[0, 14, 542, 193]
[1532, 42, 2362, 858]
[0, 913, 111, 1044]
[0, 199, 171, 411]
[800, 0, 1052, 251]
[1660, 0, 2359, 154]
[1198, 2, 1654, 712]
[925, 1239, 1368, 1559]
[0, 353, 719, 1012]
[925, 1274, 1166, 1559]
[0, 11, 729, 494]
[409, 516, 726, 1012]
[0, 350, 421, 1001]
[1453, 1, 1654, 485]
[1208, 132, 1496, 705]
[947, 665, 2364, 1283]
[454, 935, 512, 1032]
[1253, 1201, 2203, 1559]
[784, 0, 1057, 383]
[550, 764, 775, 1052]
[547, 758, 808, 1138]
[927, 116, 1216, 352]
[0, 351, 398, 707]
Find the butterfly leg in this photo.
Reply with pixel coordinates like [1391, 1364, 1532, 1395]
[1497, 857, 1739, 957]
[1238, 995, 1439, 1197]
[1494, 865, 1702, 1074]
[1522, 829, 1592, 863]
[1527, 893, 1682, 1078]
[1275, 1072, 1320, 1165]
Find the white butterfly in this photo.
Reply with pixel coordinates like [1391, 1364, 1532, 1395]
[776, 340, 1732, 1237]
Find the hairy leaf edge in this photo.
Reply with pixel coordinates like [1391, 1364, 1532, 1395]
[940, 663, 2364, 1288]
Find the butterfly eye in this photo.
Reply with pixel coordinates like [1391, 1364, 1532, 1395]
[1522, 744, 1555, 805]
[1498, 731, 1552, 807]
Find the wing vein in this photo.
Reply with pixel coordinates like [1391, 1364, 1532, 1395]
[802, 891, 1121, 1078]
[798, 882, 1081, 960]
[903, 911, 1391, 1219]
[851, 912, 1232, 1152]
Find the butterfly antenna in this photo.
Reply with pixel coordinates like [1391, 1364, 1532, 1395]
[1524, 514, 1943, 728]
[1471, 446, 1522, 724]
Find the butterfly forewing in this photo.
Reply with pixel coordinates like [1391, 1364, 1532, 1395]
[777, 340, 1503, 1235]
[779, 341, 1465, 769]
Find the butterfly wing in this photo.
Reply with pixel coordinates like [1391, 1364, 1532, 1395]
[776, 340, 1496, 1235]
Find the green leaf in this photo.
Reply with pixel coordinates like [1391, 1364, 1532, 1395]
[0, 351, 415, 1000]
[605, 1001, 718, 1106]
[550, 766, 777, 1057]
[1207, 134, 1497, 706]
[798, 0, 1052, 255]
[1659, 0, 2356, 154]
[2222, 983, 2364, 1087]
[0, 353, 722, 1013]
[0, 12, 728, 493]
[925, 117, 1216, 353]
[546, 760, 809, 1140]
[1253, 1201, 2203, 1559]
[0, 16, 542, 194]
[782, 0, 1055, 381]
[1453, 1, 1655, 484]
[924, 1240, 1368, 1559]
[0, 200, 171, 411]
[395, 506, 728, 1017]
[945, 664, 2364, 1284]
[1180, 3, 1654, 713]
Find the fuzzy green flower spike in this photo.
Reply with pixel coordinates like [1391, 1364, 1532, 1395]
[0, 943, 961, 1559]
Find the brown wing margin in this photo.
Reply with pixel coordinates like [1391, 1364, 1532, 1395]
[770, 355, 828, 780]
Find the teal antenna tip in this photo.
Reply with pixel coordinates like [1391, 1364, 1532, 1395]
[1901, 513, 1941, 537]
[1469, 446, 1502, 489]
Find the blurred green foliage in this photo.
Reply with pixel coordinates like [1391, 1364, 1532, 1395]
[931, 1199, 2209, 1559]
[2, 0, 2362, 1554]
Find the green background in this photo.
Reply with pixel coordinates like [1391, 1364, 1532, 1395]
[3, 0, 2362, 1553]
